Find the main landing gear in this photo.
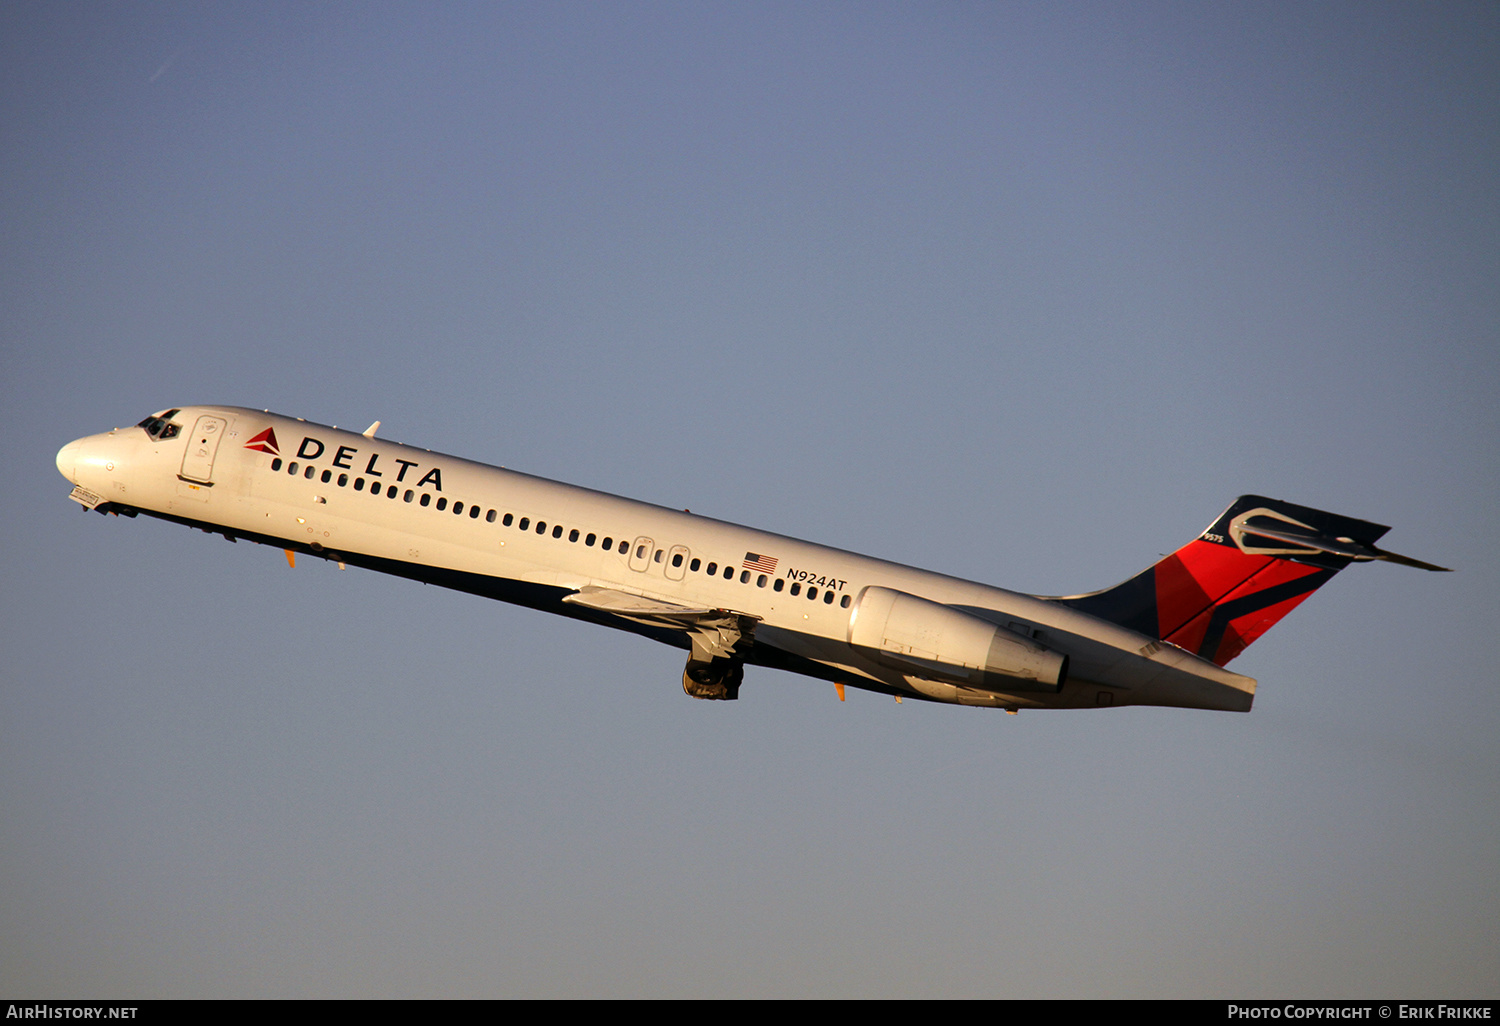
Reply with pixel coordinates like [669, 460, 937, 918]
[682, 657, 744, 701]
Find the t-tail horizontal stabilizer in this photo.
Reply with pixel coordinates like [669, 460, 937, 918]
[1229, 520, 1451, 573]
[1056, 495, 1448, 667]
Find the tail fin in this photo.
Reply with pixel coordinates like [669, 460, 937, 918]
[1057, 495, 1448, 666]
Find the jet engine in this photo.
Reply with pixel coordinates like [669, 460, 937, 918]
[848, 586, 1067, 694]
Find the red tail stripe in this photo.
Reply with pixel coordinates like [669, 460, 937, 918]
[1217, 590, 1319, 664]
[1154, 541, 1274, 639]
[1161, 554, 1326, 663]
[1157, 541, 1327, 661]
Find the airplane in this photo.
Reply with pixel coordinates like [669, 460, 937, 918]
[55, 406, 1448, 713]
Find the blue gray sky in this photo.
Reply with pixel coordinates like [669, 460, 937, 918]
[3, 1, 1496, 997]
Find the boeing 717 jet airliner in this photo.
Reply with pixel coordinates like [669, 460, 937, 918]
[56, 407, 1446, 712]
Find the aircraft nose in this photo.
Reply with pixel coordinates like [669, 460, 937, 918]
[57, 438, 83, 483]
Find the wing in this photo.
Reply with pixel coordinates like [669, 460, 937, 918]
[561, 586, 760, 664]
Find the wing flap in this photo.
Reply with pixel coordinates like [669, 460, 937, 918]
[562, 586, 717, 621]
[562, 586, 760, 664]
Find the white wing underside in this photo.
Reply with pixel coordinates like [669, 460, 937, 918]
[562, 586, 759, 663]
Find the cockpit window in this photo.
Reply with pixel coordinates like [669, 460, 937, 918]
[136, 409, 182, 442]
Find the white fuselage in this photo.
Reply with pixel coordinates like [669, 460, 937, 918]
[56, 406, 1256, 712]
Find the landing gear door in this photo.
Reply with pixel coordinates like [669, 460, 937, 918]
[180, 414, 229, 484]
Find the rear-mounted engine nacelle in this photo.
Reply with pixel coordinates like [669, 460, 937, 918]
[848, 586, 1067, 694]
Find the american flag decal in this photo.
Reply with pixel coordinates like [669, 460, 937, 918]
[742, 552, 777, 574]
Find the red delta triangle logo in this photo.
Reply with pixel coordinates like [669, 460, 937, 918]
[243, 427, 280, 455]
